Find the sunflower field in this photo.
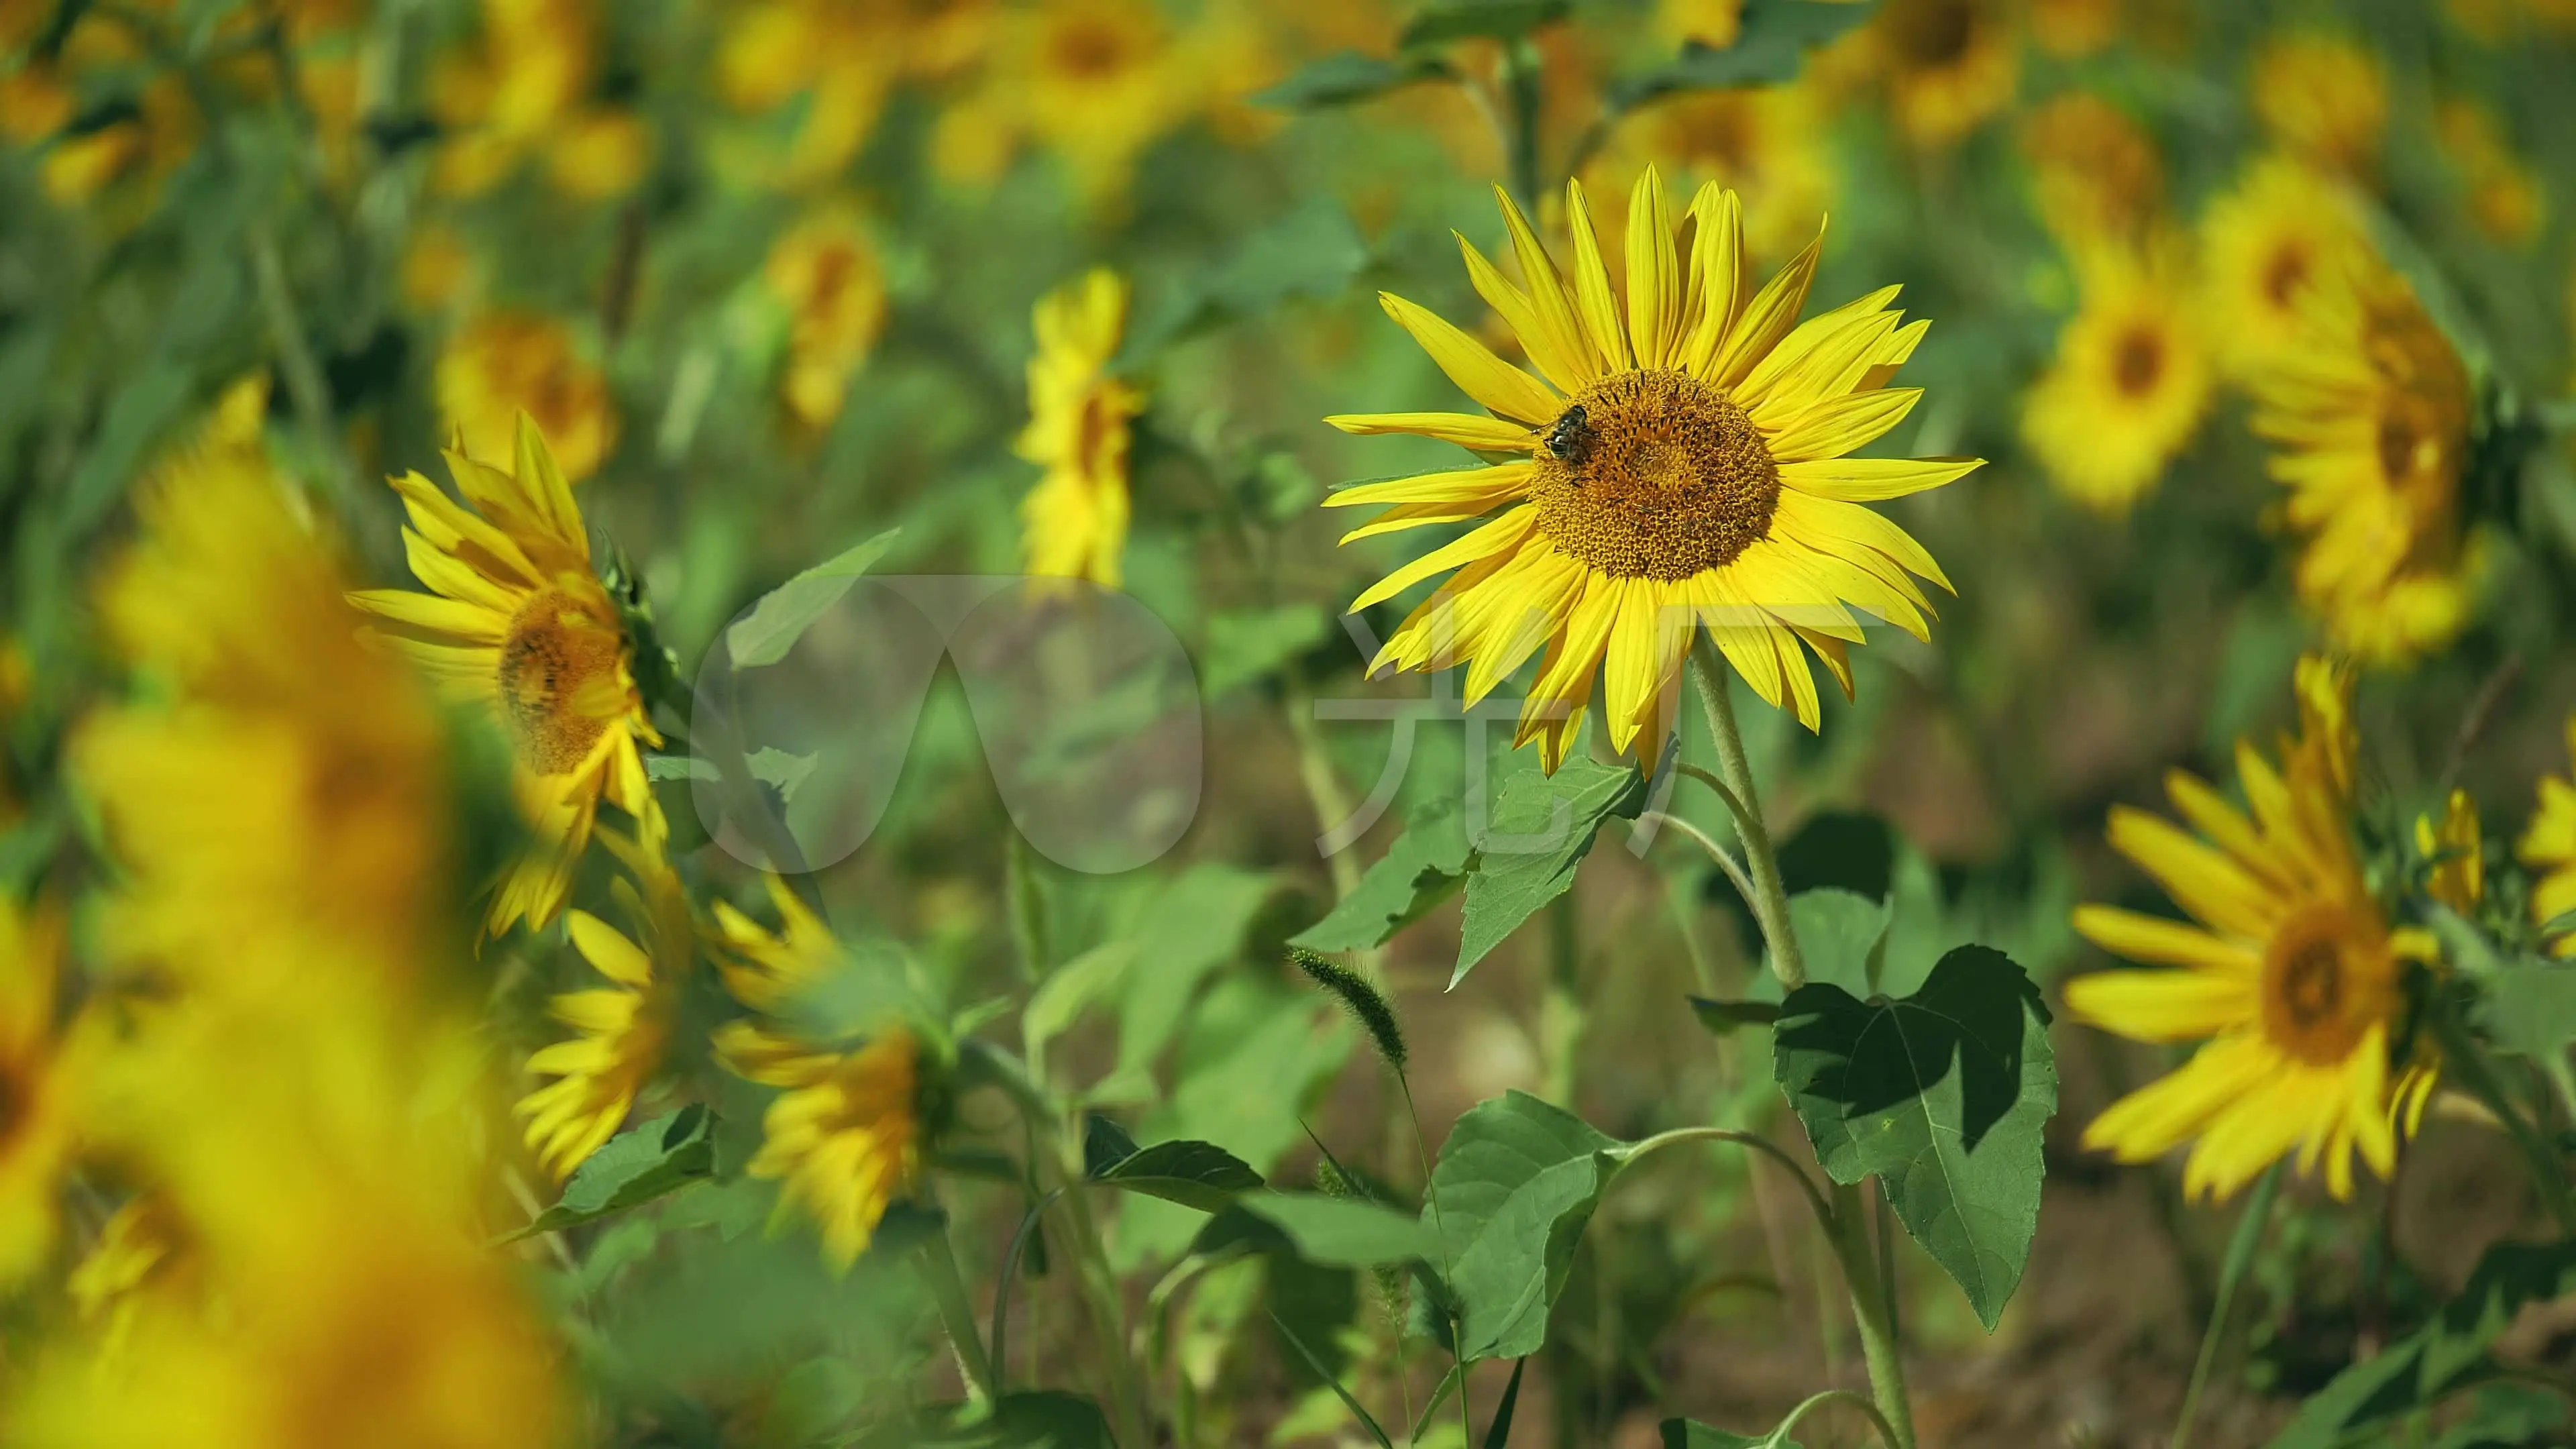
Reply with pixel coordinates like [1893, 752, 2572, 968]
[15, 0, 2576, 1444]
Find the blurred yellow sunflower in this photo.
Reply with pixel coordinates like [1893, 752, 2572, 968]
[1841, 0, 2020, 150]
[67, 1197, 192, 1366]
[435, 312, 619, 482]
[2251, 30, 2385, 178]
[2434, 98, 2544, 248]
[1328, 172, 1978, 769]
[2198, 156, 2372, 380]
[1018, 268, 1145, 588]
[729, 1026, 923, 1271]
[348, 415, 659, 937]
[766, 205, 890, 435]
[80, 380, 453, 981]
[0, 899, 76, 1289]
[2021, 91, 2162, 247]
[2520, 723, 2576, 956]
[2021, 236, 2211, 515]
[2066, 655, 2438, 1200]
[1014, 0, 1191, 207]
[1656, 0, 1741, 48]
[2028, 0, 2120, 57]
[516, 822, 685, 1179]
[712, 879, 924, 1269]
[2245, 233, 2477, 665]
[429, 0, 649, 199]
[1585, 81, 1837, 264]
[2418, 787, 2483, 913]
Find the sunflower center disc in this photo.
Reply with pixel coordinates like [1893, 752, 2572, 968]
[498, 590, 619, 775]
[1529, 369, 1781, 581]
[2259, 902, 2388, 1066]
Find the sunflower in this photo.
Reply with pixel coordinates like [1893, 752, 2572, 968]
[2197, 156, 2372, 380]
[0, 898, 76, 1289]
[2027, 0, 2119, 57]
[515, 822, 685, 1179]
[727, 1025, 923, 1271]
[2418, 788, 2483, 914]
[2245, 227, 2477, 665]
[1006, 0, 1195, 207]
[765, 205, 890, 435]
[710, 879, 924, 1269]
[2021, 235, 2211, 515]
[2519, 722, 2576, 956]
[348, 415, 659, 937]
[2066, 655, 2438, 1200]
[1584, 80, 1837, 264]
[718, 0, 994, 187]
[2020, 91, 2162, 248]
[80, 380, 453, 983]
[1327, 171, 1977, 769]
[67, 1197, 193, 1366]
[434, 312, 619, 483]
[2434, 98, 2544, 248]
[2251, 30, 2385, 178]
[1840, 0, 2020, 150]
[1018, 268, 1145, 588]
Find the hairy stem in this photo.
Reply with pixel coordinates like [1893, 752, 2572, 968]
[1826, 1180, 1918, 1449]
[1688, 639, 1805, 991]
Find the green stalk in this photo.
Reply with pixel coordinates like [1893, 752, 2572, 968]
[1058, 1157, 1153, 1449]
[921, 1228, 998, 1405]
[2169, 1164, 2283, 1449]
[1499, 36, 1544, 211]
[1687, 641, 1805, 991]
[1825, 1181, 1917, 1449]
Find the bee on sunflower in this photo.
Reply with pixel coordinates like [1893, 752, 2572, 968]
[1326, 170, 1978, 771]
[2065, 655, 2439, 1201]
[712, 877, 929, 1271]
[350, 415, 661, 938]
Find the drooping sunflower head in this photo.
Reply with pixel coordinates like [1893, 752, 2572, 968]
[2198, 155, 2373, 379]
[351, 413, 659, 938]
[515, 821, 688, 1181]
[2251, 29, 2387, 177]
[739, 1026, 924, 1272]
[1327, 170, 1978, 770]
[2244, 230, 2477, 665]
[2020, 234, 2212, 515]
[434, 311, 618, 482]
[2065, 653, 2440, 1201]
[1018, 268, 1144, 588]
[712, 872, 848, 1019]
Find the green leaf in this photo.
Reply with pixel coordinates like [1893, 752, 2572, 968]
[1611, 0, 1876, 109]
[1772, 946, 2057, 1330]
[1661, 1421, 1799, 1449]
[511, 1106, 716, 1240]
[1483, 1358, 1527, 1449]
[2477, 957, 2576, 1064]
[1119, 864, 1283, 1071]
[1454, 760, 1647, 986]
[1127, 199, 1373, 358]
[1024, 943, 1132, 1065]
[722, 527, 902, 669]
[1202, 604, 1332, 700]
[1093, 1138, 1267, 1212]
[1239, 1191, 1434, 1267]
[1081, 1113, 1141, 1177]
[1293, 796, 1474, 953]
[1401, 0, 1567, 48]
[1428, 1090, 1623, 1361]
[868, 1391, 1118, 1448]
[2267, 1241, 2576, 1448]
[1250, 49, 1449, 109]
[1775, 888, 1888, 998]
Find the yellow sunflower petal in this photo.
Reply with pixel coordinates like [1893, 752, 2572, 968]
[1348, 506, 1540, 612]
[1377, 293, 1563, 425]
[1625, 166, 1681, 370]
[1324, 412, 1537, 451]
[1706, 219, 1825, 388]
[1564, 179, 1633, 371]
[1776, 456, 1983, 502]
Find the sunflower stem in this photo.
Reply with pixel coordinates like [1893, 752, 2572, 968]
[2169, 1162, 2284, 1449]
[1058, 1142, 1155, 1449]
[1825, 1179, 1919, 1449]
[1688, 639, 1805, 992]
[920, 1226, 998, 1406]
